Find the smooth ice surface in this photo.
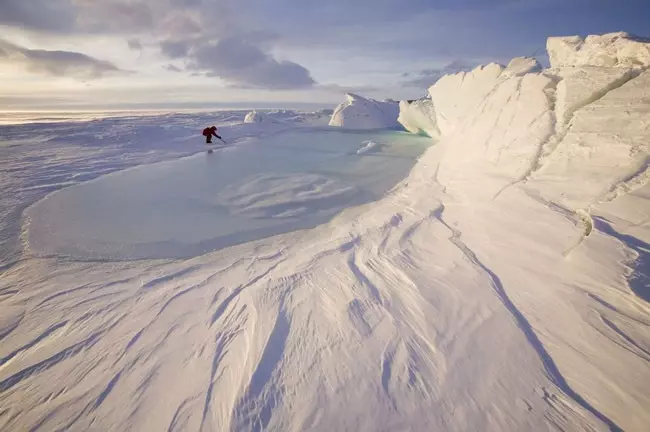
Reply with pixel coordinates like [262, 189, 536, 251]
[25, 130, 430, 259]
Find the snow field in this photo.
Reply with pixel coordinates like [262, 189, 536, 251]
[1, 32, 649, 431]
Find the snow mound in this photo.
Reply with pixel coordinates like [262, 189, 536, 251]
[329, 93, 400, 129]
[244, 110, 282, 124]
[548, 32, 650, 68]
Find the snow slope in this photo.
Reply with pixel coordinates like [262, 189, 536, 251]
[397, 32, 650, 430]
[1, 32, 649, 432]
[329, 93, 401, 129]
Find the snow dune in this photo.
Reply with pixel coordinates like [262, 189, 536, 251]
[1, 32, 650, 431]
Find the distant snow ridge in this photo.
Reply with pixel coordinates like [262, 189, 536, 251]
[329, 93, 401, 129]
[244, 110, 282, 124]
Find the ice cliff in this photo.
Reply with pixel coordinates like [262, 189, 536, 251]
[398, 32, 650, 210]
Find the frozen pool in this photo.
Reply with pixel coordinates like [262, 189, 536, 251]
[25, 129, 431, 260]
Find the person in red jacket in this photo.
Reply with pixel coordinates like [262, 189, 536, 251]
[202, 126, 222, 144]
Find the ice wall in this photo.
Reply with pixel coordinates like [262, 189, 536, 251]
[399, 33, 650, 208]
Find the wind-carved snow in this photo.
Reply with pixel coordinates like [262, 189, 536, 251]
[1, 33, 650, 432]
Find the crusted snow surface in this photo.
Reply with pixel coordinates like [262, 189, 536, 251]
[329, 93, 401, 129]
[2, 33, 650, 432]
[548, 32, 650, 68]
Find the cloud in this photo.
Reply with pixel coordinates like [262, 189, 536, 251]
[163, 64, 182, 72]
[161, 40, 191, 59]
[0, 0, 318, 90]
[0, 0, 76, 32]
[127, 38, 143, 51]
[0, 39, 122, 79]
[317, 83, 381, 94]
[401, 60, 479, 89]
[183, 36, 316, 89]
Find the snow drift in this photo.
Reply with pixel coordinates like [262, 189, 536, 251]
[329, 93, 401, 129]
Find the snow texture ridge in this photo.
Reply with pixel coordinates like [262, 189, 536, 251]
[329, 93, 401, 129]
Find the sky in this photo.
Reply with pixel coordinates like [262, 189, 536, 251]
[1, 0, 649, 111]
